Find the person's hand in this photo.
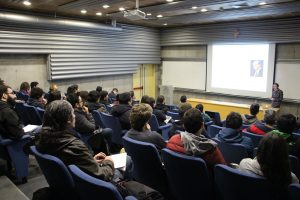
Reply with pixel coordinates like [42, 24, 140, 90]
[104, 156, 113, 163]
[94, 152, 106, 163]
[146, 123, 151, 130]
[82, 106, 89, 114]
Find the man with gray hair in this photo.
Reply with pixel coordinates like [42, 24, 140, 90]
[246, 109, 276, 135]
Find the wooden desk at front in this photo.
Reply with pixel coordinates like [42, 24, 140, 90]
[187, 98, 264, 120]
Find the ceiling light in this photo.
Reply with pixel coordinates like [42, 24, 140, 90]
[23, 0, 31, 6]
[166, 0, 173, 2]
[192, 6, 197, 10]
[103, 4, 110, 9]
[201, 8, 208, 12]
[259, 2, 267, 5]
[163, 23, 168, 26]
[81, 9, 87, 14]
[96, 12, 102, 16]
[157, 14, 163, 18]
[119, 7, 125, 11]
[147, 13, 152, 16]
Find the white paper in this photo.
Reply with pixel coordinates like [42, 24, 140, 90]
[110, 153, 127, 169]
[165, 115, 172, 124]
[23, 125, 39, 133]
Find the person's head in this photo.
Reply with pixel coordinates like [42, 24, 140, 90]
[99, 90, 108, 101]
[118, 92, 131, 105]
[180, 95, 187, 103]
[30, 87, 44, 100]
[130, 103, 152, 131]
[66, 92, 82, 109]
[43, 100, 75, 130]
[264, 109, 276, 126]
[178, 102, 192, 119]
[47, 91, 62, 105]
[88, 90, 100, 103]
[225, 112, 242, 129]
[130, 91, 135, 99]
[67, 84, 79, 95]
[0, 78, 4, 85]
[253, 60, 262, 70]
[277, 114, 296, 135]
[195, 104, 204, 113]
[0, 85, 15, 102]
[96, 86, 102, 93]
[49, 83, 58, 92]
[156, 95, 165, 104]
[141, 95, 149, 104]
[257, 134, 291, 194]
[30, 81, 39, 89]
[183, 108, 203, 135]
[273, 83, 279, 91]
[20, 82, 30, 92]
[112, 88, 118, 94]
[147, 97, 155, 108]
[250, 103, 260, 116]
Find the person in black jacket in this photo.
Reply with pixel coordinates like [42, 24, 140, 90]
[0, 85, 24, 140]
[155, 95, 169, 114]
[87, 90, 107, 113]
[141, 95, 166, 126]
[27, 87, 46, 109]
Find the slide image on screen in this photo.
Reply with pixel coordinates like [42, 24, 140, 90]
[250, 60, 264, 77]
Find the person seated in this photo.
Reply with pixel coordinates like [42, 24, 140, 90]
[0, 85, 24, 140]
[195, 104, 212, 123]
[19, 82, 30, 95]
[167, 108, 226, 173]
[0, 78, 5, 86]
[78, 90, 89, 107]
[99, 90, 109, 106]
[45, 90, 62, 108]
[45, 83, 59, 100]
[87, 90, 107, 113]
[141, 95, 166, 126]
[66, 84, 79, 95]
[27, 87, 46, 109]
[125, 103, 166, 151]
[108, 88, 118, 102]
[180, 95, 187, 103]
[239, 134, 298, 199]
[96, 86, 102, 93]
[242, 103, 260, 125]
[30, 81, 39, 90]
[110, 92, 132, 130]
[215, 112, 253, 155]
[154, 95, 169, 114]
[246, 109, 276, 135]
[168, 103, 192, 139]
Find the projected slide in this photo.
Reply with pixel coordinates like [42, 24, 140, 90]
[207, 44, 275, 98]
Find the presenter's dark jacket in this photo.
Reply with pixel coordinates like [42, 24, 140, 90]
[0, 100, 24, 140]
[272, 89, 283, 108]
[35, 127, 114, 181]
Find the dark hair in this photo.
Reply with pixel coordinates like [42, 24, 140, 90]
[43, 100, 73, 131]
[112, 88, 118, 92]
[0, 78, 4, 85]
[130, 104, 152, 131]
[264, 109, 276, 126]
[118, 92, 131, 104]
[183, 108, 203, 134]
[147, 97, 155, 108]
[79, 91, 89, 103]
[250, 103, 260, 116]
[20, 82, 30, 91]
[0, 85, 8, 98]
[88, 90, 100, 103]
[130, 91, 135, 98]
[277, 114, 296, 135]
[226, 112, 242, 129]
[99, 90, 108, 101]
[30, 87, 44, 99]
[156, 95, 165, 104]
[47, 91, 62, 105]
[195, 104, 204, 113]
[66, 92, 80, 108]
[180, 95, 187, 103]
[257, 134, 292, 197]
[30, 81, 39, 89]
[141, 95, 149, 104]
[274, 83, 279, 87]
[96, 86, 102, 93]
[179, 103, 192, 119]
[67, 84, 78, 95]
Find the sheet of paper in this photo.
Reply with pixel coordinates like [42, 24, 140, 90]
[165, 115, 172, 124]
[23, 125, 39, 133]
[110, 153, 127, 169]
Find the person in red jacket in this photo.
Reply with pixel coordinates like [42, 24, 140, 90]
[167, 108, 226, 173]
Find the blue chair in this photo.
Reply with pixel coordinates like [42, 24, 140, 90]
[92, 110, 105, 128]
[100, 112, 124, 145]
[30, 146, 75, 197]
[215, 164, 273, 200]
[289, 184, 300, 200]
[23, 104, 42, 125]
[289, 155, 300, 180]
[0, 135, 31, 182]
[292, 132, 300, 140]
[161, 149, 212, 200]
[204, 121, 214, 129]
[243, 131, 263, 148]
[166, 111, 180, 121]
[166, 104, 178, 111]
[242, 124, 251, 129]
[149, 114, 172, 141]
[215, 140, 248, 164]
[207, 124, 222, 138]
[69, 165, 137, 200]
[15, 102, 30, 125]
[122, 136, 168, 196]
[205, 111, 222, 126]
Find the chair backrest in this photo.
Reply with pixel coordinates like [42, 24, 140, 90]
[122, 136, 168, 195]
[148, 114, 160, 132]
[161, 149, 211, 200]
[100, 112, 123, 145]
[166, 111, 180, 121]
[289, 155, 300, 180]
[68, 165, 124, 200]
[207, 124, 222, 138]
[23, 104, 42, 125]
[30, 146, 75, 189]
[204, 121, 214, 129]
[15, 102, 30, 125]
[217, 142, 248, 164]
[292, 132, 300, 140]
[92, 110, 105, 128]
[289, 184, 300, 200]
[215, 164, 273, 200]
[205, 111, 222, 126]
[243, 131, 263, 147]
[242, 124, 251, 129]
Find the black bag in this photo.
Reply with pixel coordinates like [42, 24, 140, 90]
[121, 181, 164, 200]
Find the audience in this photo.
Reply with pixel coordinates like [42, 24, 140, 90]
[66, 84, 79, 95]
[46, 90, 62, 107]
[110, 92, 132, 130]
[27, 87, 46, 109]
[155, 95, 169, 114]
[215, 112, 253, 155]
[126, 103, 166, 151]
[99, 90, 109, 105]
[141, 95, 166, 126]
[195, 103, 212, 123]
[19, 82, 30, 95]
[96, 86, 102, 93]
[108, 88, 118, 101]
[167, 108, 226, 172]
[239, 134, 298, 199]
[242, 103, 260, 125]
[246, 109, 276, 135]
[87, 90, 107, 113]
[79, 90, 89, 107]
[30, 81, 39, 89]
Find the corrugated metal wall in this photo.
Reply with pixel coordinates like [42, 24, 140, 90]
[161, 17, 300, 46]
[0, 16, 160, 80]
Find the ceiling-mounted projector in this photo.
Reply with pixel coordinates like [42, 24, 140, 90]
[124, 9, 146, 20]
